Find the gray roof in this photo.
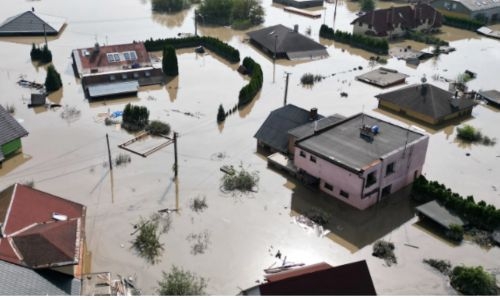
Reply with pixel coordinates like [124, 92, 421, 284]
[375, 83, 476, 120]
[356, 68, 409, 88]
[478, 89, 500, 105]
[415, 200, 466, 229]
[0, 11, 65, 36]
[296, 113, 425, 171]
[0, 260, 81, 296]
[87, 81, 139, 98]
[436, 0, 500, 11]
[289, 114, 345, 140]
[248, 24, 328, 60]
[0, 105, 29, 149]
[254, 104, 322, 153]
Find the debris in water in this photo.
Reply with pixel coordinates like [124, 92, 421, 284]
[372, 240, 397, 266]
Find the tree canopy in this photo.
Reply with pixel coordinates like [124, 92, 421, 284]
[360, 0, 375, 12]
[450, 266, 497, 295]
[198, 0, 264, 28]
[44, 64, 62, 93]
[157, 266, 207, 295]
[162, 46, 179, 76]
[152, 0, 190, 12]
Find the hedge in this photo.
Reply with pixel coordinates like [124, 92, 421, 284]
[412, 175, 500, 231]
[144, 36, 240, 63]
[319, 24, 389, 55]
[238, 57, 263, 108]
[443, 15, 485, 31]
[404, 30, 449, 46]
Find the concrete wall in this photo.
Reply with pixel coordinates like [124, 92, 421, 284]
[294, 134, 429, 210]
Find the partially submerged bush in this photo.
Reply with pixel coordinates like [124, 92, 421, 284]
[146, 120, 171, 136]
[221, 164, 259, 193]
[157, 266, 207, 295]
[131, 213, 171, 264]
[450, 265, 497, 295]
[115, 153, 131, 167]
[423, 258, 452, 275]
[456, 125, 496, 146]
[372, 240, 397, 266]
[190, 195, 208, 213]
[447, 224, 464, 242]
[5, 104, 15, 114]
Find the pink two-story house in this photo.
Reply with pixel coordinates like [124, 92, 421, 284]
[294, 113, 429, 210]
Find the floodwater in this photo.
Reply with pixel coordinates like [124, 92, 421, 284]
[1, 0, 500, 295]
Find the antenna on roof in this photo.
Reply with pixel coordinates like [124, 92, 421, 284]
[420, 74, 428, 96]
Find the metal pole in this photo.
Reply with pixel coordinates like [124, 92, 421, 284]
[283, 72, 291, 106]
[194, 10, 198, 36]
[333, 0, 338, 31]
[43, 24, 47, 47]
[173, 132, 178, 178]
[106, 134, 113, 170]
[273, 35, 277, 83]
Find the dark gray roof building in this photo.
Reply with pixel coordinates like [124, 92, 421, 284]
[0, 105, 29, 162]
[296, 113, 424, 172]
[0, 10, 66, 36]
[356, 68, 408, 88]
[415, 200, 466, 230]
[0, 260, 81, 296]
[247, 24, 328, 60]
[254, 105, 323, 154]
[376, 83, 476, 125]
[477, 89, 500, 107]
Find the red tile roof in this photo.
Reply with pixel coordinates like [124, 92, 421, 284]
[351, 4, 442, 36]
[259, 260, 377, 295]
[0, 184, 85, 269]
[73, 42, 151, 75]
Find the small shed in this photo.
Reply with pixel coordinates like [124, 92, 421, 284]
[86, 81, 139, 100]
[356, 68, 408, 88]
[477, 90, 500, 107]
[29, 93, 46, 107]
[415, 200, 467, 230]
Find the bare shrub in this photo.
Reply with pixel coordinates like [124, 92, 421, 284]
[190, 195, 208, 213]
[187, 230, 210, 255]
[372, 240, 397, 266]
[115, 153, 131, 167]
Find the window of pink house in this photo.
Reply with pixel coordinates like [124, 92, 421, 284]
[340, 190, 349, 198]
[310, 156, 317, 163]
[300, 150, 306, 158]
[386, 162, 395, 176]
[365, 171, 377, 187]
[324, 182, 333, 191]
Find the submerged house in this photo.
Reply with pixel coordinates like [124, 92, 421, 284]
[240, 261, 376, 295]
[294, 113, 429, 210]
[0, 105, 29, 167]
[431, 0, 500, 23]
[71, 42, 165, 100]
[375, 83, 476, 125]
[247, 24, 328, 60]
[0, 184, 86, 295]
[272, 0, 324, 8]
[351, 4, 443, 38]
[0, 9, 66, 36]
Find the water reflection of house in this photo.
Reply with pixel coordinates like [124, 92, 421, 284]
[351, 4, 443, 38]
[255, 106, 429, 210]
[247, 24, 328, 60]
[71, 42, 165, 100]
[375, 83, 476, 126]
[240, 261, 376, 295]
[0, 105, 28, 168]
[0, 9, 66, 36]
[0, 184, 86, 295]
[431, 0, 500, 23]
[272, 0, 323, 8]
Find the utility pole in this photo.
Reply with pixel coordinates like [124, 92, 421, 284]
[333, 0, 338, 31]
[273, 35, 277, 83]
[173, 132, 178, 178]
[194, 9, 198, 36]
[106, 133, 113, 170]
[283, 72, 291, 106]
[43, 23, 47, 47]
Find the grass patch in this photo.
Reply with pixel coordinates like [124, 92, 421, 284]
[423, 258, 452, 275]
[221, 164, 259, 193]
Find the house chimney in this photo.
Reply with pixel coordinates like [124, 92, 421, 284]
[309, 108, 318, 120]
[32, 7, 35, 12]
[294, 24, 299, 33]
[420, 75, 428, 96]
[94, 42, 100, 53]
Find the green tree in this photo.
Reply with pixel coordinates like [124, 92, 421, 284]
[217, 104, 226, 123]
[360, 0, 375, 12]
[157, 266, 207, 295]
[162, 46, 179, 76]
[450, 266, 497, 295]
[41, 45, 52, 64]
[44, 64, 62, 93]
[198, 0, 264, 27]
[122, 103, 150, 131]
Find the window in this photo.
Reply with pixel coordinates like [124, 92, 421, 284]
[386, 162, 395, 176]
[122, 74, 128, 80]
[340, 190, 349, 198]
[310, 156, 316, 163]
[130, 51, 137, 60]
[109, 75, 116, 81]
[365, 171, 377, 188]
[299, 150, 306, 158]
[123, 52, 131, 61]
[324, 182, 333, 191]
[113, 53, 120, 62]
[107, 53, 115, 62]
[133, 72, 139, 79]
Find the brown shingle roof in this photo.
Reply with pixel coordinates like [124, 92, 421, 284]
[0, 184, 85, 269]
[259, 260, 377, 295]
[351, 4, 442, 36]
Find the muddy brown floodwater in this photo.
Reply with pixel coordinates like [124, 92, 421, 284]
[1, 0, 499, 295]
